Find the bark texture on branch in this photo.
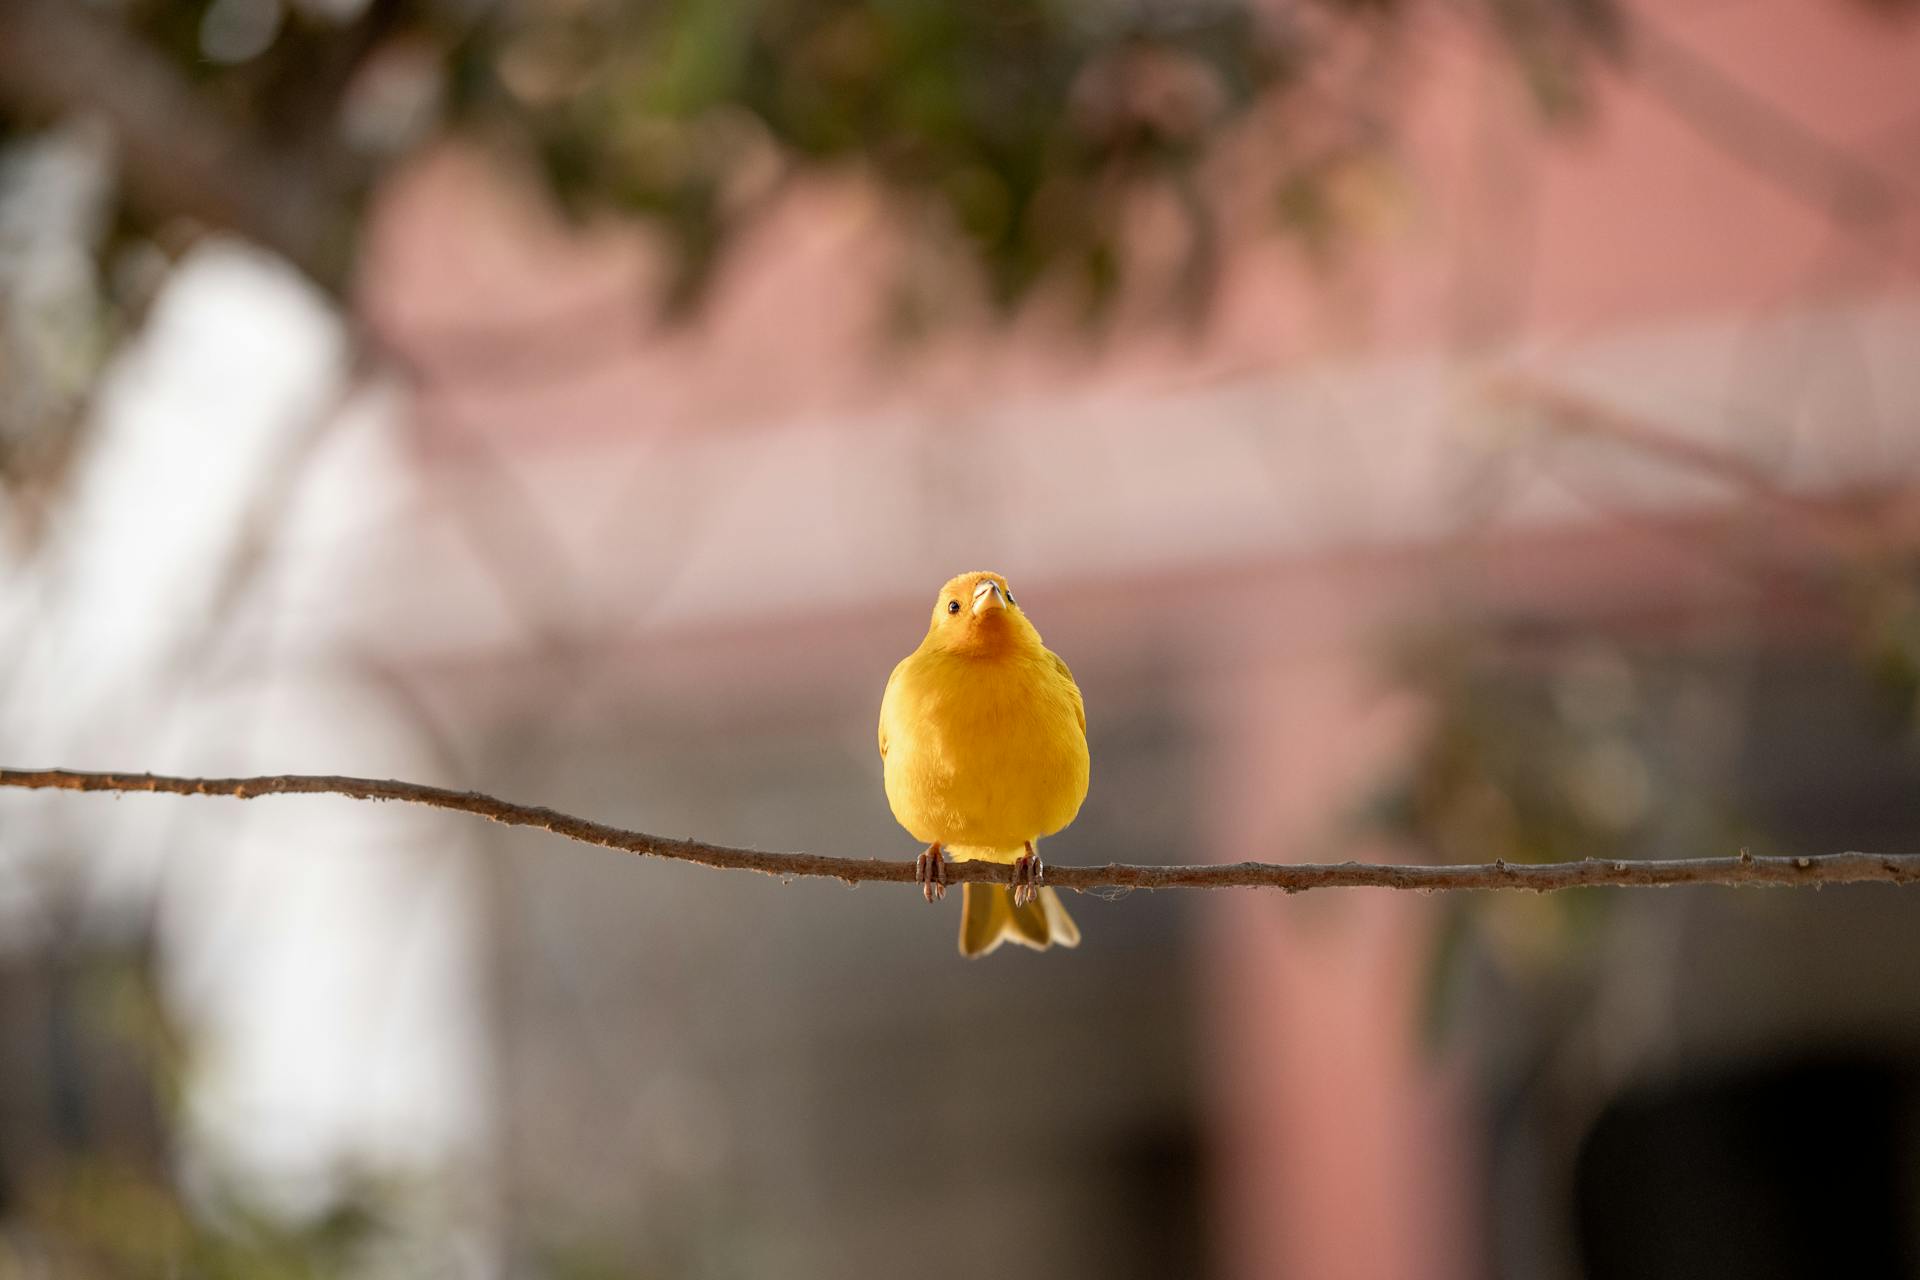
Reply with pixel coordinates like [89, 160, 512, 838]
[3, 767, 1917, 894]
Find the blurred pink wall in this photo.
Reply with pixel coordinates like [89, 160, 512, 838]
[358, 2, 1918, 452]
[347, 2, 1920, 1276]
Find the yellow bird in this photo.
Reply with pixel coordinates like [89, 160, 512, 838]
[879, 571, 1090, 956]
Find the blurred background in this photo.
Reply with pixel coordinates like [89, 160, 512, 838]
[1, 0, 1919, 1275]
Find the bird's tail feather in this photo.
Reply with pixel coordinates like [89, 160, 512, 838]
[959, 884, 1081, 957]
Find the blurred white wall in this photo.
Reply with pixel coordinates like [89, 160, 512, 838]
[0, 241, 486, 1224]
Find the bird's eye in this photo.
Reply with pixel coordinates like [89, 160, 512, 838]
[1006, 592, 1015, 605]
[947, 600, 960, 614]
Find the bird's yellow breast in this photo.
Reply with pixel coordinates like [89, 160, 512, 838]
[879, 647, 1089, 854]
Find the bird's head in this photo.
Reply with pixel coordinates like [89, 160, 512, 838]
[922, 570, 1045, 657]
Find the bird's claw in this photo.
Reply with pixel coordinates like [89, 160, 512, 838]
[916, 844, 948, 902]
[1011, 843, 1044, 908]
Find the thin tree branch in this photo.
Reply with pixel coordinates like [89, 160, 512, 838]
[1484, 375, 1920, 560]
[1626, 11, 1918, 229]
[3, 768, 1917, 894]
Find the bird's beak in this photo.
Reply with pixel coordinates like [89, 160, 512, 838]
[971, 580, 1006, 615]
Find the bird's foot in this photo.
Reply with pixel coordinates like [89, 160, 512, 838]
[915, 843, 948, 902]
[1010, 842, 1044, 908]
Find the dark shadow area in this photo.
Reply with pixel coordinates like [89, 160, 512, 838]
[1576, 1055, 1920, 1280]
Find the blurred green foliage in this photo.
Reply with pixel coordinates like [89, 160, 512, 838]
[1371, 628, 1773, 1041]
[6, 1162, 387, 1280]
[502, 0, 1287, 308]
[0, 935, 402, 1279]
[81, 0, 1618, 310]
[1857, 565, 1920, 732]
[0, 0, 1620, 513]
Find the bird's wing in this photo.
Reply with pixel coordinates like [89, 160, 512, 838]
[1048, 650, 1086, 734]
[878, 658, 907, 759]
